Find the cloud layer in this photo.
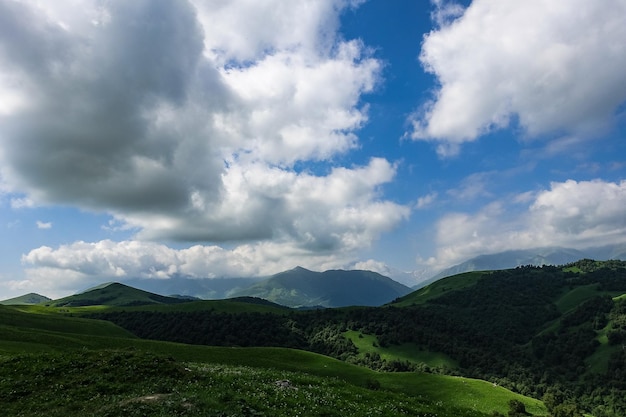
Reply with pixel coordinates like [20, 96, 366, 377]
[425, 179, 626, 270]
[411, 0, 626, 155]
[0, 0, 407, 273]
[17, 238, 384, 296]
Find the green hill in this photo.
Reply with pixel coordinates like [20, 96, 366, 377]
[46, 282, 190, 307]
[230, 266, 411, 307]
[0, 292, 51, 305]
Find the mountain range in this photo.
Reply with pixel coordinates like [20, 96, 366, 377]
[4, 244, 625, 306]
[1, 267, 411, 309]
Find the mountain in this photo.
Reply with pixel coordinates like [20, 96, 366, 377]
[229, 266, 412, 308]
[47, 282, 189, 307]
[0, 293, 51, 305]
[422, 244, 626, 287]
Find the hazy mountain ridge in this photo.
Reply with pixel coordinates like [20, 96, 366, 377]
[229, 266, 412, 308]
[0, 267, 411, 309]
[422, 244, 626, 287]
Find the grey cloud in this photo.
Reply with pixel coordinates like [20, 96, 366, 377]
[1, 0, 227, 213]
[0, 0, 74, 77]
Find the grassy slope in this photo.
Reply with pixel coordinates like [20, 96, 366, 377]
[0, 293, 51, 305]
[46, 282, 186, 307]
[0, 349, 496, 417]
[391, 271, 488, 307]
[97, 297, 291, 314]
[0, 305, 547, 416]
[344, 330, 458, 369]
[20, 292, 290, 315]
[555, 284, 625, 313]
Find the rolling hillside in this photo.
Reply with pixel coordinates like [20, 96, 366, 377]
[0, 292, 51, 305]
[229, 266, 411, 308]
[0, 300, 545, 416]
[46, 282, 190, 307]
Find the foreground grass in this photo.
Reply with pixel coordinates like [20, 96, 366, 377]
[1, 349, 497, 417]
[0, 327, 547, 416]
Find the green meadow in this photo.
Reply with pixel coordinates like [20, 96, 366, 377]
[0, 304, 547, 416]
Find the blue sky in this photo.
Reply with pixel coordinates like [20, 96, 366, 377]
[1, 0, 625, 298]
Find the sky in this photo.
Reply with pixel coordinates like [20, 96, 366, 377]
[1, 0, 626, 299]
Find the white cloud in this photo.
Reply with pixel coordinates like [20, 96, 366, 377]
[0, 0, 406, 262]
[10, 196, 34, 209]
[423, 179, 626, 270]
[36, 221, 52, 229]
[430, 0, 465, 28]
[415, 192, 437, 209]
[194, 0, 364, 64]
[446, 172, 493, 201]
[109, 158, 409, 249]
[219, 40, 380, 165]
[19, 238, 380, 295]
[411, 0, 626, 153]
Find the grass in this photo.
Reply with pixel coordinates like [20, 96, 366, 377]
[562, 266, 583, 273]
[0, 305, 134, 338]
[377, 372, 547, 416]
[584, 312, 624, 374]
[0, 349, 545, 417]
[554, 284, 625, 313]
[0, 306, 548, 416]
[0, 349, 486, 417]
[392, 271, 488, 307]
[344, 330, 458, 369]
[11, 298, 289, 316]
[96, 298, 291, 314]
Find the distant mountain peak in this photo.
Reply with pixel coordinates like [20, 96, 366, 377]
[78, 281, 120, 294]
[50, 282, 187, 307]
[0, 292, 52, 305]
[230, 268, 411, 308]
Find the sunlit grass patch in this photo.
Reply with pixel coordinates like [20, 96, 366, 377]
[344, 330, 458, 370]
